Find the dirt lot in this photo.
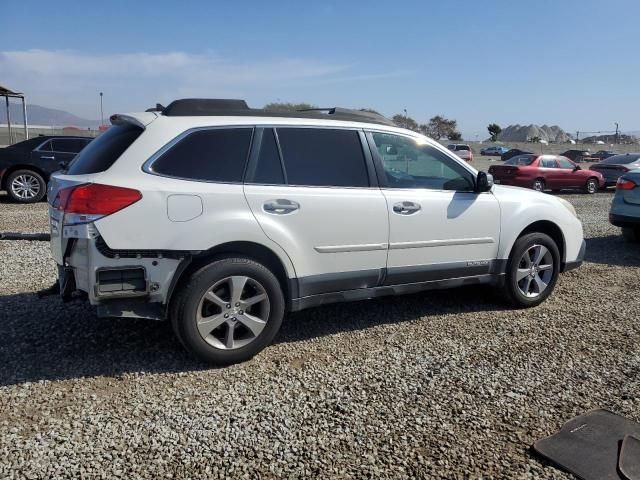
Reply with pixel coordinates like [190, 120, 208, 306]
[0, 183, 639, 478]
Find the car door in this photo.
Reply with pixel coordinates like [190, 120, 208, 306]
[366, 131, 500, 285]
[30, 139, 58, 170]
[538, 156, 561, 189]
[556, 156, 580, 188]
[50, 138, 90, 169]
[244, 127, 389, 297]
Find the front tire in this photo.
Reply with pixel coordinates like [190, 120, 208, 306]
[500, 232, 560, 308]
[585, 178, 599, 194]
[6, 169, 46, 203]
[171, 257, 285, 365]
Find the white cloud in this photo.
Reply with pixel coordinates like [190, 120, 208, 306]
[0, 49, 366, 118]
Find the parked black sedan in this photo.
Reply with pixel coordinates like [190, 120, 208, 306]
[591, 150, 617, 161]
[560, 149, 596, 163]
[589, 153, 640, 187]
[0, 136, 92, 203]
[500, 148, 533, 161]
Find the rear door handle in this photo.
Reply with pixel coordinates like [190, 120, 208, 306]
[393, 201, 421, 215]
[263, 199, 300, 214]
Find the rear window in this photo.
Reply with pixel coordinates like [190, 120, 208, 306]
[600, 154, 640, 165]
[67, 124, 142, 175]
[504, 155, 536, 166]
[150, 128, 253, 182]
[11, 137, 50, 150]
[454, 145, 470, 151]
[276, 128, 369, 187]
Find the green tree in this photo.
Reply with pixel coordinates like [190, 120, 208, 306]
[448, 130, 463, 141]
[487, 123, 502, 142]
[529, 136, 541, 143]
[421, 115, 458, 139]
[263, 102, 316, 112]
[392, 114, 419, 131]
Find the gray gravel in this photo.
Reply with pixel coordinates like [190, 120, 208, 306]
[1, 191, 639, 478]
[0, 192, 50, 234]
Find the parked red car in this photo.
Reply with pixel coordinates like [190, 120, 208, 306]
[488, 154, 605, 194]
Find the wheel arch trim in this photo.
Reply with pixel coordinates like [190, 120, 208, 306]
[166, 240, 298, 311]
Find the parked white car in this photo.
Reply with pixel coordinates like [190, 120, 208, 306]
[49, 99, 585, 364]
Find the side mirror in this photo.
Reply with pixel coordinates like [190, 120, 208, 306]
[573, 165, 581, 171]
[476, 171, 494, 192]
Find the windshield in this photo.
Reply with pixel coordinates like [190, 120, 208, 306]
[505, 154, 536, 166]
[599, 154, 640, 165]
[67, 124, 143, 175]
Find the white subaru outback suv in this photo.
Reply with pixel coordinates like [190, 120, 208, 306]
[48, 99, 585, 365]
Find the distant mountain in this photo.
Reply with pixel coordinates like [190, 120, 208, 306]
[0, 103, 99, 128]
[496, 124, 572, 143]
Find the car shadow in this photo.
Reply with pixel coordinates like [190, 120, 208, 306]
[0, 285, 506, 386]
[549, 189, 613, 196]
[584, 235, 640, 267]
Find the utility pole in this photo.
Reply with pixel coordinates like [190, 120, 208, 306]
[403, 108, 408, 129]
[99, 92, 104, 127]
[615, 122, 619, 144]
[576, 131, 580, 144]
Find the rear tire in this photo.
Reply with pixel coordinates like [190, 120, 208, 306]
[585, 178, 598, 194]
[6, 169, 46, 203]
[500, 232, 560, 308]
[170, 257, 285, 365]
[622, 227, 640, 243]
[532, 178, 545, 192]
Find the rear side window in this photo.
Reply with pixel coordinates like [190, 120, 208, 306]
[67, 124, 142, 175]
[36, 140, 53, 151]
[504, 155, 535, 166]
[276, 128, 368, 187]
[150, 128, 253, 182]
[540, 157, 557, 168]
[51, 138, 89, 153]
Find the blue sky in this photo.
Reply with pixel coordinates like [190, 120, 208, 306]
[1, 0, 638, 138]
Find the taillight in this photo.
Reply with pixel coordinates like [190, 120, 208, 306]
[56, 183, 142, 225]
[616, 178, 637, 190]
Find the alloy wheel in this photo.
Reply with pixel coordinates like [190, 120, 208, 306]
[11, 174, 41, 200]
[516, 244, 554, 298]
[587, 179, 598, 194]
[533, 180, 544, 192]
[195, 275, 270, 350]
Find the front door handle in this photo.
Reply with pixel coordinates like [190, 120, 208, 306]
[263, 199, 300, 214]
[393, 201, 421, 215]
[40, 155, 56, 160]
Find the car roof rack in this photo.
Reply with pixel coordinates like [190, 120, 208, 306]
[159, 98, 396, 126]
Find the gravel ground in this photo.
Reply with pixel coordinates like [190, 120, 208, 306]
[1, 191, 639, 478]
[0, 192, 50, 234]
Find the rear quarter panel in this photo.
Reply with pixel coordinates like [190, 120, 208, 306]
[91, 117, 297, 278]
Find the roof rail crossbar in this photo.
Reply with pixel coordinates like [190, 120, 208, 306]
[158, 98, 396, 126]
[163, 99, 250, 116]
[297, 107, 337, 113]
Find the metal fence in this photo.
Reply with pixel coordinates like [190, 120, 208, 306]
[0, 127, 98, 146]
